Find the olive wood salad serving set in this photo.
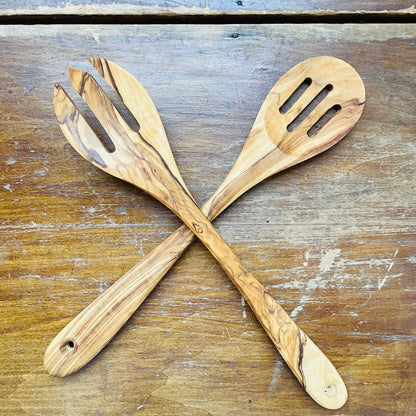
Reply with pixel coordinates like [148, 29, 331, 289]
[44, 56, 365, 409]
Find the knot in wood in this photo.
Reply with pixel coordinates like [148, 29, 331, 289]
[193, 223, 204, 234]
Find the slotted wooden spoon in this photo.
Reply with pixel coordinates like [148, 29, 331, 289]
[46, 56, 364, 409]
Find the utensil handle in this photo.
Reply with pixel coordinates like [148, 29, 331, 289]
[44, 223, 195, 377]
[179, 205, 347, 410]
[44, 197, 347, 409]
[43, 182, 237, 377]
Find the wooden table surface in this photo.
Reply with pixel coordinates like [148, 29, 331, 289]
[1, 2, 415, 415]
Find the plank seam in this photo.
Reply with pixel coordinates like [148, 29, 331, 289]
[0, 11, 415, 25]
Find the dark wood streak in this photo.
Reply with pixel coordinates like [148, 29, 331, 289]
[297, 331, 306, 388]
[87, 149, 107, 168]
[79, 71, 88, 97]
[136, 129, 197, 205]
[102, 58, 122, 101]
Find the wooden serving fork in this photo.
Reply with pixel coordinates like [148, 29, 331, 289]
[46, 57, 365, 409]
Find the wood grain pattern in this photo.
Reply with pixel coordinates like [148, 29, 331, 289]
[44, 56, 364, 396]
[1, 0, 415, 16]
[0, 23, 415, 415]
[46, 56, 365, 408]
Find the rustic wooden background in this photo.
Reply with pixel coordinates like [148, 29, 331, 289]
[0, 1, 415, 18]
[0, 2, 415, 415]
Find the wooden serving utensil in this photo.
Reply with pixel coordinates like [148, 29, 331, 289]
[46, 57, 365, 409]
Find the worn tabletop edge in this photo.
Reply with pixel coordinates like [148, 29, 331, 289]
[1, 2, 415, 15]
[0, 3, 415, 25]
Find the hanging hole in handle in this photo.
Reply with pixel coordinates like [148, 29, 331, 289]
[64, 339, 76, 351]
[324, 383, 337, 397]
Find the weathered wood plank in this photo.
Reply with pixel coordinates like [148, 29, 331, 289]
[0, 24, 415, 415]
[0, 0, 415, 16]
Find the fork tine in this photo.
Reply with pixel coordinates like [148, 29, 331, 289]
[68, 67, 134, 152]
[88, 57, 164, 142]
[54, 83, 112, 170]
[87, 57, 192, 195]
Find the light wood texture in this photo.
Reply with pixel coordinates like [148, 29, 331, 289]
[1, 0, 415, 17]
[44, 56, 364, 386]
[0, 23, 415, 415]
[46, 56, 364, 408]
